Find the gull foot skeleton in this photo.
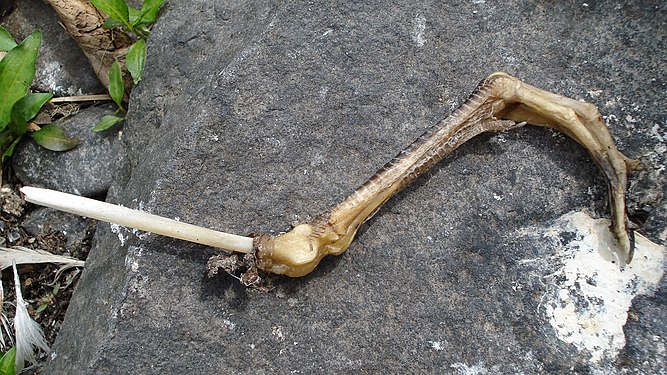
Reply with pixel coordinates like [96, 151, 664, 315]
[20, 72, 642, 281]
[252, 72, 640, 277]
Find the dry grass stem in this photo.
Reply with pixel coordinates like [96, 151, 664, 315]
[49, 94, 112, 103]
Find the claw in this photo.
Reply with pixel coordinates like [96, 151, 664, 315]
[255, 72, 637, 277]
[487, 72, 635, 263]
[625, 157, 645, 172]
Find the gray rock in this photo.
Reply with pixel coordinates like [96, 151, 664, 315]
[22, 207, 94, 251]
[0, 0, 105, 96]
[12, 104, 125, 197]
[47, 1, 667, 374]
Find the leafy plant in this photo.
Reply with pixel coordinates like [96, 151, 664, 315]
[0, 347, 16, 375]
[35, 283, 60, 316]
[0, 27, 79, 163]
[126, 39, 146, 85]
[91, 0, 164, 132]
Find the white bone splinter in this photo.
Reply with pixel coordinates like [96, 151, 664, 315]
[21, 73, 642, 279]
[20, 186, 254, 254]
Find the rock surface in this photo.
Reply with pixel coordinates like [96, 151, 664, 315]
[48, 1, 666, 373]
[0, 0, 105, 96]
[21, 207, 94, 251]
[13, 104, 125, 197]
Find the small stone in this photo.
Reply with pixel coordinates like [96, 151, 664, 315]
[12, 104, 126, 197]
[22, 207, 94, 250]
[7, 228, 20, 243]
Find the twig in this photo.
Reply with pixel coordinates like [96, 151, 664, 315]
[20, 187, 254, 254]
[45, 0, 133, 92]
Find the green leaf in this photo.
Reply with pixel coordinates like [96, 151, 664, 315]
[0, 347, 16, 375]
[136, 0, 165, 25]
[102, 17, 123, 29]
[108, 60, 124, 109]
[0, 31, 42, 130]
[126, 39, 146, 84]
[92, 115, 124, 132]
[9, 116, 26, 137]
[35, 304, 48, 315]
[128, 6, 141, 26]
[0, 26, 17, 52]
[2, 135, 21, 161]
[29, 124, 79, 151]
[0, 130, 13, 147]
[10, 92, 53, 135]
[89, 0, 130, 27]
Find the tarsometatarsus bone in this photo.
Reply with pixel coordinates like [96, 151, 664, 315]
[20, 72, 642, 280]
[253, 72, 640, 277]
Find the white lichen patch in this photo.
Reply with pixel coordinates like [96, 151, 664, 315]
[536, 211, 665, 362]
[412, 15, 427, 47]
[131, 228, 151, 241]
[222, 319, 236, 330]
[428, 340, 444, 351]
[272, 326, 286, 341]
[110, 202, 153, 244]
[124, 246, 143, 273]
[110, 223, 127, 246]
[450, 362, 490, 375]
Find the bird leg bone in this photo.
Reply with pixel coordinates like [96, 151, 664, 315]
[253, 72, 640, 277]
[19, 72, 640, 281]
